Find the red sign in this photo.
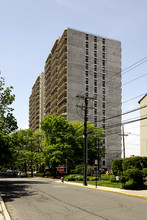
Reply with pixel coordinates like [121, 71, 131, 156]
[59, 167, 64, 173]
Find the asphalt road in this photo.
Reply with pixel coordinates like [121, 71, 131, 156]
[0, 178, 147, 220]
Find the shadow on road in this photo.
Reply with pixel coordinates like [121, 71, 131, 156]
[0, 178, 51, 203]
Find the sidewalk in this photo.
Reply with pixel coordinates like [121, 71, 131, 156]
[55, 180, 147, 199]
[0, 195, 11, 220]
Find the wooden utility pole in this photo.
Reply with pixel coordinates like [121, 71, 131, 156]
[76, 95, 93, 186]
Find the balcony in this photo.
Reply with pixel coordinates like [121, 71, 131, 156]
[58, 82, 67, 95]
[51, 98, 58, 110]
[50, 79, 58, 91]
[58, 74, 67, 88]
[58, 89, 67, 102]
[50, 105, 58, 115]
[58, 104, 67, 115]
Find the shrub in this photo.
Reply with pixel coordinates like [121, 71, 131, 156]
[121, 168, 143, 188]
[106, 170, 113, 176]
[87, 166, 94, 176]
[101, 174, 110, 181]
[122, 157, 144, 171]
[142, 168, 147, 177]
[72, 164, 84, 175]
[34, 173, 46, 177]
[112, 159, 123, 175]
[89, 176, 97, 181]
[64, 174, 84, 181]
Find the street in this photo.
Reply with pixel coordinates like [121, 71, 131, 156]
[0, 178, 147, 220]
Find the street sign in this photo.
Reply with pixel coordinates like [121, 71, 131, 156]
[59, 167, 64, 173]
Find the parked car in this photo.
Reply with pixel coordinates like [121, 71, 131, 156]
[17, 172, 27, 177]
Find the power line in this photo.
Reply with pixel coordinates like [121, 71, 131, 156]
[122, 57, 147, 73]
[105, 116, 147, 130]
[122, 72, 147, 86]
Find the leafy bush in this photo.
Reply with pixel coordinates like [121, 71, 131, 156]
[106, 170, 113, 175]
[110, 175, 118, 182]
[120, 168, 143, 189]
[142, 168, 147, 177]
[101, 174, 110, 181]
[64, 174, 84, 181]
[112, 159, 123, 175]
[87, 166, 94, 176]
[72, 164, 83, 175]
[89, 176, 97, 181]
[34, 173, 46, 177]
[122, 157, 144, 171]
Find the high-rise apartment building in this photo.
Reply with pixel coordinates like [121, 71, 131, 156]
[29, 72, 45, 131]
[139, 94, 147, 156]
[44, 28, 122, 170]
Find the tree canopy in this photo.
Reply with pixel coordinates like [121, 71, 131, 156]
[0, 74, 17, 167]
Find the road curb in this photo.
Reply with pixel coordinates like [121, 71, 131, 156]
[54, 180, 147, 200]
[0, 196, 11, 220]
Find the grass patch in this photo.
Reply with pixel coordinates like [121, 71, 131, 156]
[87, 180, 122, 188]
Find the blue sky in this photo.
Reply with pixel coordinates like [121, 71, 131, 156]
[0, 0, 147, 157]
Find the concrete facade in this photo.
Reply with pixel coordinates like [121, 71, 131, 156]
[139, 94, 147, 156]
[29, 72, 45, 131]
[44, 28, 122, 170]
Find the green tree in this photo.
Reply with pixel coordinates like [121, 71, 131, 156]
[71, 121, 106, 166]
[41, 114, 76, 176]
[0, 74, 17, 168]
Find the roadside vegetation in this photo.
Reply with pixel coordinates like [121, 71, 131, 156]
[0, 74, 147, 190]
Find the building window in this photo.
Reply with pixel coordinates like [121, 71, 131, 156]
[94, 72, 97, 78]
[86, 34, 89, 41]
[102, 74, 105, 80]
[102, 60, 105, 66]
[94, 94, 97, 100]
[103, 109, 105, 115]
[85, 56, 88, 62]
[94, 36, 97, 42]
[103, 95, 105, 101]
[103, 117, 105, 123]
[86, 85, 88, 91]
[103, 124, 105, 130]
[94, 101, 97, 107]
[94, 87, 97, 93]
[94, 65, 97, 71]
[102, 53, 105, 59]
[94, 108, 97, 114]
[94, 43, 97, 50]
[85, 92, 88, 97]
[86, 63, 88, 70]
[94, 116, 97, 122]
[103, 102, 105, 108]
[103, 88, 105, 94]
[85, 71, 88, 77]
[86, 41, 88, 48]
[94, 79, 97, 86]
[86, 78, 88, 84]
[102, 38, 105, 44]
[103, 160, 105, 166]
[86, 49, 88, 55]
[102, 66, 105, 73]
[102, 46, 105, 52]
[102, 81, 105, 87]
[94, 51, 97, 57]
[94, 58, 97, 64]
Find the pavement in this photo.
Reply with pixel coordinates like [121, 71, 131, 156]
[0, 195, 11, 220]
[0, 180, 147, 220]
[55, 180, 147, 199]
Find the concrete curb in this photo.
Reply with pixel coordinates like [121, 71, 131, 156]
[0, 196, 11, 220]
[54, 180, 147, 200]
